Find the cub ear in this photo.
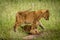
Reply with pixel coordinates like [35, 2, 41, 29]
[45, 10, 49, 13]
[41, 10, 49, 13]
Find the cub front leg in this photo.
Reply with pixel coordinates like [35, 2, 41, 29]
[36, 21, 45, 30]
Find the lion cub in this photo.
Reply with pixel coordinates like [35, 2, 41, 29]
[22, 25, 40, 35]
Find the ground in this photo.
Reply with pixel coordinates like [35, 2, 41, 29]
[0, 0, 60, 40]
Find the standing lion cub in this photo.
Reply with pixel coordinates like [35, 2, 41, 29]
[14, 9, 49, 35]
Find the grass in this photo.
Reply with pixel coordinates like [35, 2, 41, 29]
[0, 0, 60, 40]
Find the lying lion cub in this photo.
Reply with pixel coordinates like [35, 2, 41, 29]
[22, 25, 40, 35]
